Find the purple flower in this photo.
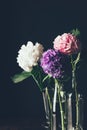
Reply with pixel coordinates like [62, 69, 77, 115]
[40, 49, 68, 79]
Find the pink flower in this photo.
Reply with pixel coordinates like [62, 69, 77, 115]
[53, 33, 80, 55]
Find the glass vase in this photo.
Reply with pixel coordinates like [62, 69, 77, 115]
[66, 93, 84, 130]
[42, 87, 54, 130]
[42, 88, 84, 130]
[42, 87, 67, 130]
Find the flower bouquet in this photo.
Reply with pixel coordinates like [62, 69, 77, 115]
[12, 29, 84, 130]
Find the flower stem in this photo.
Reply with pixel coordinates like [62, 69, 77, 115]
[55, 79, 65, 130]
[71, 53, 81, 130]
[31, 74, 42, 91]
[72, 64, 79, 130]
[75, 82, 79, 130]
[46, 87, 52, 110]
[46, 87, 53, 130]
[53, 83, 57, 113]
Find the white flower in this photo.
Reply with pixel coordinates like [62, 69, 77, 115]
[17, 41, 44, 72]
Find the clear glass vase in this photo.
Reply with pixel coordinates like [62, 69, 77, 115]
[42, 87, 54, 130]
[42, 88, 84, 130]
[66, 93, 84, 130]
[42, 87, 67, 130]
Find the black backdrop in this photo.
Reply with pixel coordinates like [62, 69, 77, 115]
[0, 0, 87, 128]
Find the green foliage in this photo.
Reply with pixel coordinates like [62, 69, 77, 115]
[12, 66, 47, 91]
[71, 28, 80, 37]
[12, 71, 32, 83]
[42, 75, 51, 82]
[71, 53, 81, 72]
[31, 66, 47, 91]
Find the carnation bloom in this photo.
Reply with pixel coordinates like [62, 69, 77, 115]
[53, 33, 80, 55]
[17, 41, 44, 72]
[40, 49, 68, 78]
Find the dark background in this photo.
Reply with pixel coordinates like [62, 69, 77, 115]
[0, 0, 87, 129]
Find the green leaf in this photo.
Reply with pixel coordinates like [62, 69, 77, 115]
[42, 75, 51, 82]
[12, 71, 32, 83]
[71, 28, 80, 37]
[31, 66, 45, 91]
